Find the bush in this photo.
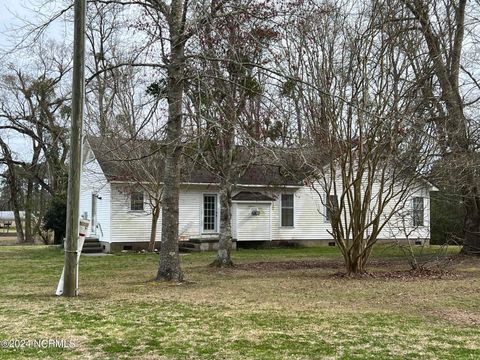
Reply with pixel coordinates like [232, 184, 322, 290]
[430, 191, 464, 245]
[43, 195, 67, 245]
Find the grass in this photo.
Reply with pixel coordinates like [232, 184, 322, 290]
[0, 244, 479, 359]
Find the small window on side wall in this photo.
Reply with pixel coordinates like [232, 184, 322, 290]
[412, 197, 424, 227]
[281, 194, 294, 227]
[130, 191, 144, 211]
[325, 194, 339, 222]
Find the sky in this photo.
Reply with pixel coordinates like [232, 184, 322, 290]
[1, 0, 69, 48]
[0, 0, 31, 159]
[0, 0, 32, 48]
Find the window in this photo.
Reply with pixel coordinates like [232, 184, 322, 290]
[203, 194, 217, 232]
[281, 194, 294, 227]
[412, 197, 424, 227]
[325, 194, 339, 222]
[130, 191, 144, 211]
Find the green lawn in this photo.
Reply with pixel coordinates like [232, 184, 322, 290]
[0, 245, 479, 359]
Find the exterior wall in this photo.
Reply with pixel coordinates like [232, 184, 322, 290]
[235, 202, 272, 241]
[262, 181, 432, 243]
[79, 156, 111, 243]
[270, 186, 332, 241]
[110, 184, 161, 244]
[232, 186, 332, 241]
[81, 150, 433, 249]
[379, 185, 431, 240]
[109, 184, 222, 244]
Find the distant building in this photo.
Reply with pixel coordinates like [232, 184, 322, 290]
[0, 211, 25, 228]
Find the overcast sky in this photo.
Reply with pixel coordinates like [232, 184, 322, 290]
[0, 0, 30, 157]
[0, 0, 29, 48]
[0, 0, 69, 49]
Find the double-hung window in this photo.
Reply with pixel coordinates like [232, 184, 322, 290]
[130, 191, 144, 211]
[325, 194, 339, 222]
[203, 194, 218, 232]
[281, 194, 294, 227]
[412, 197, 424, 227]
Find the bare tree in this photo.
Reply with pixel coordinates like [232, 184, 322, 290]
[0, 140, 26, 242]
[186, 1, 277, 267]
[391, 0, 480, 255]
[0, 40, 71, 243]
[85, 2, 124, 136]
[279, 1, 434, 274]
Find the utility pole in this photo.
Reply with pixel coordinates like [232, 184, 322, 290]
[63, 0, 86, 297]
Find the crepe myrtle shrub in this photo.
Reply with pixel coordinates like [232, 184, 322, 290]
[43, 195, 67, 245]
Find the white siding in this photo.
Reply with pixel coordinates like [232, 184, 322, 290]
[266, 180, 432, 242]
[85, 175, 432, 244]
[270, 186, 333, 240]
[80, 157, 111, 242]
[236, 203, 271, 241]
[179, 187, 203, 239]
[110, 184, 160, 243]
[379, 186, 431, 240]
[109, 184, 222, 243]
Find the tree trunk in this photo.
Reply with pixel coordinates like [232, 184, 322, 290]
[156, 0, 185, 282]
[0, 140, 25, 243]
[148, 204, 160, 252]
[345, 255, 368, 276]
[13, 208, 25, 243]
[156, 148, 183, 281]
[53, 231, 63, 245]
[460, 195, 480, 255]
[211, 182, 234, 267]
[24, 179, 34, 243]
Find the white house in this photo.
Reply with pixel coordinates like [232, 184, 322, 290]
[80, 137, 436, 252]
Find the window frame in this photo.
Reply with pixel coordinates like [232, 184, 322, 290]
[130, 191, 145, 212]
[412, 196, 424, 227]
[280, 193, 295, 227]
[202, 193, 218, 233]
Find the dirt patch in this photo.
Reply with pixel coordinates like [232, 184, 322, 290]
[233, 259, 460, 280]
[234, 258, 403, 271]
[330, 267, 459, 280]
[234, 259, 342, 271]
[430, 308, 480, 326]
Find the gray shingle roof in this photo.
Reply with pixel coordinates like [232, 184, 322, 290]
[86, 136, 308, 187]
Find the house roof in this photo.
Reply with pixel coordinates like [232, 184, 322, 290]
[232, 191, 275, 201]
[0, 211, 25, 221]
[85, 136, 309, 187]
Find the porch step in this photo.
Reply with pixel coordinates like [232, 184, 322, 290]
[179, 241, 200, 253]
[179, 238, 235, 252]
[82, 237, 103, 253]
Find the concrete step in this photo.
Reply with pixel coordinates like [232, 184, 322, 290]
[82, 237, 102, 253]
[180, 242, 197, 249]
[179, 241, 201, 253]
[83, 243, 102, 249]
[82, 247, 103, 253]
